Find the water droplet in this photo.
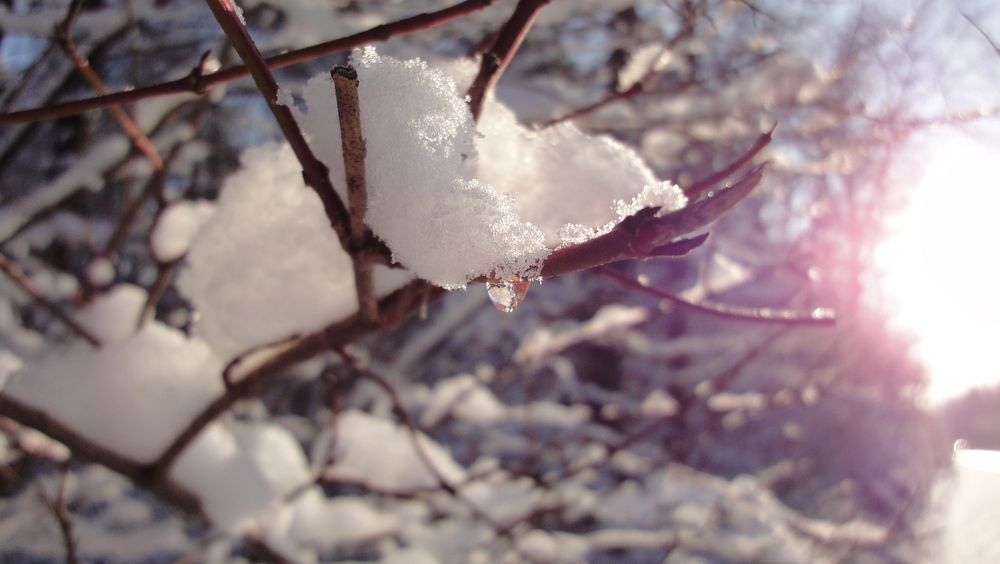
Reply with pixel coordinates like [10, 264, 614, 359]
[487, 278, 531, 313]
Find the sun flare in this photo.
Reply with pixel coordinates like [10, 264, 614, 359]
[874, 133, 1000, 405]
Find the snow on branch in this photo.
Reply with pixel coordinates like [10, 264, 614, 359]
[0, 0, 499, 125]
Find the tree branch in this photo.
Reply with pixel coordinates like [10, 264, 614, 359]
[35, 466, 80, 564]
[598, 266, 835, 326]
[204, 0, 353, 251]
[540, 163, 767, 278]
[0, 0, 498, 126]
[56, 0, 164, 172]
[467, 0, 551, 120]
[0, 254, 102, 348]
[332, 65, 379, 323]
[0, 394, 203, 515]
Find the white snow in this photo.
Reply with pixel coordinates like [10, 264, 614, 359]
[86, 257, 116, 287]
[324, 409, 465, 491]
[514, 305, 648, 369]
[618, 44, 673, 92]
[475, 82, 687, 248]
[178, 142, 412, 360]
[290, 47, 686, 287]
[4, 285, 223, 462]
[298, 48, 548, 288]
[460, 473, 542, 526]
[75, 284, 146, 342]
[273, 488, 398, 553]
[639, 389, 679, 418]
[171, 421, 310, 529]
[151, 200, 216, 263]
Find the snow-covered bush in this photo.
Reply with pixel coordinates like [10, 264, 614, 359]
[0, 0, 976, 561]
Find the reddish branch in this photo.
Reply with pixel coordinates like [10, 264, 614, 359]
[332, 66, 379, 323]
[150, 280, 435, 480]
[467, 0, 551, 120]
[204, 0, 353, 251]
[56, 0, 164, 172]
[541, 163, 766, 278]
[540, 3, 699, 128]
[0, 254, 102, 347]
[683, 126, 775, 199]
[0, 0, 497, 126]
[598, 266, 835, 326]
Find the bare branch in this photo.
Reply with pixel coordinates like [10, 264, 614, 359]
[541, 163, 766, 278]
[151, 280, 437, 479]
[0, 0, 498, 126]
[55, 0, 164, 172]
[35, 466, 80, 564]
[204, 0, 354, 251]
[0, 254, 102, 347]
[332, 65, 379, 323]
[684, 126, 775, 200]
[0, 394, 203, 515]
[598, 266, 836, 326]
[962, 13, 1000, 57]
[467, 0, 551, 120]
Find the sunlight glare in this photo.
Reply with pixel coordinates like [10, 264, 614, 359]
[875, 134, 1000, 405]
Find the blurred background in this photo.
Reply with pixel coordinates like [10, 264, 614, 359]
[2, 0, 1000, 561]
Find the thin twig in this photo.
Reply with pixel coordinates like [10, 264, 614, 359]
[150, 279, 434, 480]
[0, 0, 498, 126]
[0, 393, 203, 514]
[332, 66, 379, 324]
[540, 82, 643, 128]
[56, 0, 164, 172]
[962, 13, 1000, 57]
[467, 0, 551, 120]
[684, 126, 775, 200]
[138, 259, 179, 329]
[147, 160, 769, 479]
[598, 266, 836, 326]
[35, 465, 80, 564]
[340, 351, 504, 530]
[0, 254, 102, 347]
[204, 0, 355, 252]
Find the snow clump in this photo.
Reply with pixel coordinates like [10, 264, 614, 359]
[179, 47, 686, 355]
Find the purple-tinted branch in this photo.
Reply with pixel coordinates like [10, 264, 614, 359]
[541, 163, 766, 278]
[684, 126, 774, 200]
[0, 0, 497, 126]
[467, 0, 551, 120]
[598, 267, 836, 326]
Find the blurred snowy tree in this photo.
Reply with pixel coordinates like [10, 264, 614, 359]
[1, 0, 994, 561]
